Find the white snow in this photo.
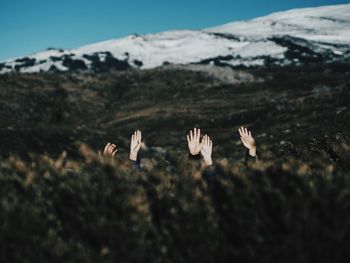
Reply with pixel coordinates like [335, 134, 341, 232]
[1, 3, 350, 73]
[207, 4, 350, 44]
[73, 30, 249, 69]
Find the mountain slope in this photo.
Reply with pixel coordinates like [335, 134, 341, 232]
[1, 4, 350, 74]
[207, 4, 350, 43]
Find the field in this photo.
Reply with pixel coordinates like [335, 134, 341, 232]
[0, 64, 350, 262]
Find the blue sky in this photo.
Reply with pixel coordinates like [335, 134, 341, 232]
[0, 0, 349, 61]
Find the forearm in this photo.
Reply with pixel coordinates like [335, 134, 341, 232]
[245, 149, 259, 165]
[130, 151, 141, 170]
[131, 158, 141, 170]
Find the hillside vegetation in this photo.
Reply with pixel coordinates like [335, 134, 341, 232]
[0, 64, 350, 262]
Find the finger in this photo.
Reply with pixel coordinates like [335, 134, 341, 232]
[197, 128, 201, 141]
[243, 128, 249, 138]
[106, 145, 111, 154]
[107, 145, 114, 154]
[201, 135, 206, 144]
[187, 135, 191, 144]
[249, 130, 252, 137]
[138, 130, 142, 142]
[194, 128, 197, 140]
[112, 149, 118, 157]
[190, 130, 193, 141]
[239, 127, 246, 138]
[239, 128, 243, 137]
[108, 145, 115, 154]
[104, 143, 110, 154]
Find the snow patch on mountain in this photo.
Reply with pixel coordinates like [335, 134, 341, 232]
[1, 3, 349, 74]
[206, 4, 350, 44]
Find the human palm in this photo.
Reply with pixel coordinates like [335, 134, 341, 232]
[100, 143, 118, 158]
[239, 127, 256, 156]
[200, 135, 213, 166]
[200, 135, 211, 157]
[130, 130, 142, 161]
[187, 128, 202, 155]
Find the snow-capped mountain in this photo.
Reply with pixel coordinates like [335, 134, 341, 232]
[1, 3, 350, 74]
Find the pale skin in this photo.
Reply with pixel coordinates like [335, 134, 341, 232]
[100, 130, 141, 161]
[200, 134, 213, 167]
[238, 126, 256, 157]
[129, 130, 142, 161]
[187, 128, 213, 167]
[187, 128, 202, 155]
[100, 142, 118, 158]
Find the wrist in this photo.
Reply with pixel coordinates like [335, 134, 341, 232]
[203, 156, 213, 167]
[190, 150, 200, 155]
[129, 153, 138, 161]
[248, 147, 256, 157]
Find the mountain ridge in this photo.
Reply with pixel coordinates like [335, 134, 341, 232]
[1, 3, 350, 74]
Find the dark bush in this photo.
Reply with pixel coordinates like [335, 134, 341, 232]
[50, 56, 63, 62]
[62, 57, 87, 71]
[13, 57, 36, 72]
[0, 144, 350, 262]
[83, 52, 130, 72]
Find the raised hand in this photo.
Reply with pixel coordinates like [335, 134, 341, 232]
[130, 130, 142, 161]
[201, 135, 213, 167]
[187, 128, 202, 155]
[239, 127, 256, 157]
[100, 142, 118, 158]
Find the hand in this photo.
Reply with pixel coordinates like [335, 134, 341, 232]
[201, 135, 213, 167]
[100, 142, 118, 158]
[130, 130, 142, 161]
[239, 127, 256, 157]
[187, 128, 202, 155]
